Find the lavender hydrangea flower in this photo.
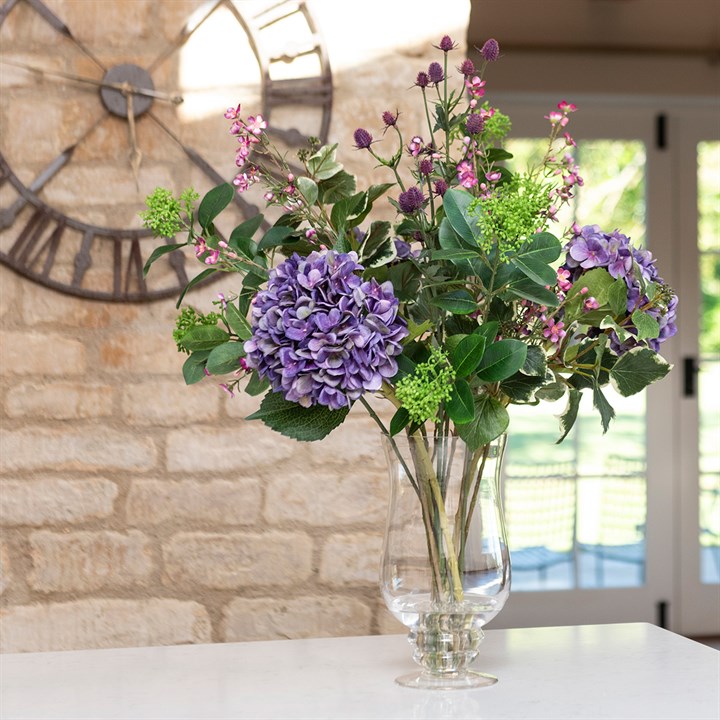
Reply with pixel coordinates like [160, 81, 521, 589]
[244, 251, 408, 410]
[561, 225, 678, 352]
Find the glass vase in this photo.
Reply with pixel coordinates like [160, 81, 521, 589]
[380, 432, 510, 689]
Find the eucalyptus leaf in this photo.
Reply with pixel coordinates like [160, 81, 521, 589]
[142, 243, 186, 277]
[182, 350, 210, 385]
[257, 225, 296, 251]
[245, 370, 270, 396]
[175, 267, 217, 308]
[430, 290, 477, 315]
[225, 302, 252, 340]
[442, 188, 477, 245]
[510, 255, 557, 287]
[450, 334, 486, 377]
[506, 278, 560, 307]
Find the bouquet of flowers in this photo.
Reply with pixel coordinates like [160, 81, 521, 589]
[141, 35, 677, 613]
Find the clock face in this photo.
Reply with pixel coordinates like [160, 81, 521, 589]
[0, 0, 333, 301]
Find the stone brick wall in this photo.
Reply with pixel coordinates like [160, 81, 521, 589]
[0, 0, 470, 652]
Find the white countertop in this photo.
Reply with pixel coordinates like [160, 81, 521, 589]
[1, 623, 718, 720]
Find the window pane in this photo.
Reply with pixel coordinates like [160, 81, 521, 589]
[504, 138, 648, 591]
[697, 141, 720, 584]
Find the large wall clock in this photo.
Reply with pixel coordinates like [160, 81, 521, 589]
[0, 0, 333, 301]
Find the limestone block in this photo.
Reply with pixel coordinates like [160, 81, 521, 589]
[264, 469, 387, 527]
[222, 596, 372, 642]
[0, 599, 211, 653]
[0, 478, 118, 526]
[165, 425, 297, 473]
[99, 331, 183, 374]
[0, 428, 156, 472]
[163, 531, 313, 589]
[28, 530, 153, 593]
[122, 380, 220, 426]
[0, 542, 11, 595]
[126, 479, 261, 526]
[319, 532, 384, 585]
[308, 420, 386, 471]
[5, 382, 114, 419]
[0, 332, 86, 376]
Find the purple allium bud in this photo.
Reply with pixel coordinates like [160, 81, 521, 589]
[458, 58, 475, 76]
[415, 71, 430, 88]
[398, 186, 426, 214]
[439, 35, 456, 52]
[481, 38, 500, 62]
[419, 158, 434, 176]
[353, 128, 373, 149]
[465, 113, 484, 135]
[382, 110, 398, 127]
[244, 250, 408, 410]
[433, 179, 448, 196]
[428, 62, 444, 84]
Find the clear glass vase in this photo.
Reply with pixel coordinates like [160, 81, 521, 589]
[380, 432, 510, 689]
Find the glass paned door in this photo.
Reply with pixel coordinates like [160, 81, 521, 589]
[504, 137, 649, 594]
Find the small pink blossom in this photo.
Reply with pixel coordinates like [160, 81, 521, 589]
[584, 297, 599, 311]
[543, 317, 567, 344]
[408, 136, 424, 157]
[224, 104, 241, 120]
[557, 267, 572, 292]
[558, 100, 577, 113]
[456, 160, 477, 189]
[465, 76, 486, 98]
[245, 114, 267, 135]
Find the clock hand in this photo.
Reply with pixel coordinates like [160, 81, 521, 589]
[0, 58, 184, 105]
[123, 85, 143, 192]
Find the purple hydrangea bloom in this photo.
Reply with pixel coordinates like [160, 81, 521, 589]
[398, 186, 426, 213]
[561, 225, 678, 352]
[244, 251, 408, 410]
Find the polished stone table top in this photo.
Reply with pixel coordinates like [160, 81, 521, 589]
[1, 622, 718, 719]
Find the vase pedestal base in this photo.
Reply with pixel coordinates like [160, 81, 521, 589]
[395, 669, 498, 690]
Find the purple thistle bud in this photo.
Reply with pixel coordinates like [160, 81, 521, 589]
[428, 61, 444, 84]
[465, 113, 484, 135]
[419, 158, 434, 176]
[398, 186, 426, 214]
[353, 128, 373, 149]
[481, 38, 500, 62]
[433, 179, 448, 196]
[458, 58, 475, 76]
[439, 35, 456, 52]
[415, 71, 430, 88]
[382, 110, 398, 127]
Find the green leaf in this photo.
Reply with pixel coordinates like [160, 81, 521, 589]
[450, 334, 486, 377]
[500, 372, 546, 403]
[405, 319, 433, 343]
[198, 183, 234, 229]
[330, 191, 366, 232]
[430, 290, 477, 315]
[296, 176, 318, 207]
[390, 407, 410, 436]
[318, 170, 356, 204]
[535, 380, 566, 402]
[175, 267, 217, 308]
[247, 391, 350, 441]
[567, 267, 615, 305]
[506, 278, 560, 307]
[206, 341, 245, 375]
[456, 393, 509, 450]
[431, 248, 480, 261]
[257, 225, 296, 251]
[476, 339, 528, 382]
[307, 144, 343, 180]
[516, 232, 562, 264]
[521, 345, 547, 377]
[610, 347, 672, 397]
[608, 278, 628, 317]
[442, 188, 477, 244]
[367, 183, 395, 204]
[556, 388, 581, 444]
[224, 302, 252, 340]
[485, 148, 514, 163]
[599, 315, 632, 343]
[593, 381, 616, 433]
[182, 351, 210, 385]
[143, 243, 186, 277]
[179, 324, 229, 352]
[360, 221, 392, 262]
[245, 371, 269, 397]
[510, 255, 557, 287]
[446, 379, 474, 424]
[631, 309, 660, 341]
[474, 320, 499, 344]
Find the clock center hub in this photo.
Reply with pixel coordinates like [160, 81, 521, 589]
[100, 64, 155, 118]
